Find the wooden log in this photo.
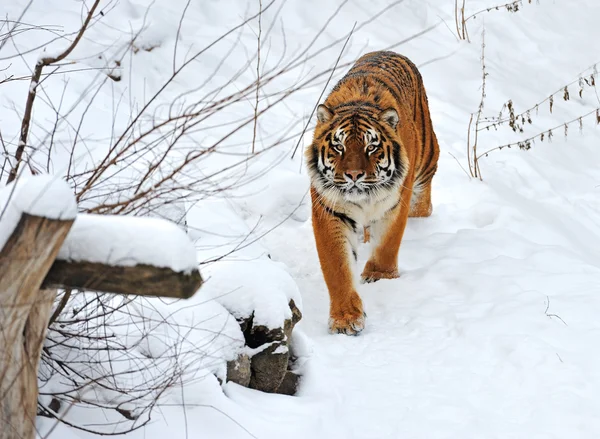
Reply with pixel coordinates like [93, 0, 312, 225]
[0, 214, 74, 439]
[42, 212, 203, 298]
[43, 260, 203, 299]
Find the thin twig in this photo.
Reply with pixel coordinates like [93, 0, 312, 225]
[251, 0, 262, 154]
[290, 21, 357, 159]
[173, 0, 191, 74]
[0, 0, 34, 52]
[48, 289, 72, 327]
[6, 0, 101, 184]
[448, 151, 471, 179]
[545, 296, 568, 326]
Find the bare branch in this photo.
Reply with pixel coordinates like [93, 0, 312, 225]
[6, 0, 101, 184]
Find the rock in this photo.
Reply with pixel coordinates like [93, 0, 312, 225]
[249, 342, 289, 393]
[248, 324, 285, 348]
[48, 397, 61, 414]
[275, 370, 301, 396]
[228, 299, 303, 394]
[226, 353, 251, 387]
[283, 299, 302, 342]
[236, 314, 253, 335]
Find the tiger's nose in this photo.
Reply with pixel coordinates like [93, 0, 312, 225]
[345, 170, 365, 182]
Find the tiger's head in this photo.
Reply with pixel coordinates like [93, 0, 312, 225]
[306, 104, 408, 203]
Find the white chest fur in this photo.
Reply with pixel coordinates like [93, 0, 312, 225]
[336, 191, 400, 226]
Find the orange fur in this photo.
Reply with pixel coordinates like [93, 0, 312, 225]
[305, 51, 440, 335]
[363, 226, 371, 243]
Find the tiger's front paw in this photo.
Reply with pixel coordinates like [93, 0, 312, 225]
[329, 295, 366, 336]
[360, 260, 400, 284]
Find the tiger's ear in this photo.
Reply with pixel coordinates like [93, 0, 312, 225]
[380, 108, 399, 129]
[317, 104, 334, 123]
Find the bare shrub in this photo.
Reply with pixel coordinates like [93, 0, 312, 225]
[473, 62, 600, 165]
[455, 0, 537, 42]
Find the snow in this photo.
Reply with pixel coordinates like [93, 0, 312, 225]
[37, 292, 246, 433]
[132, 297, 245, 378]
[57, 213, 198, 273]
[2, 0, 600, 438]
[201, 259, 302, 329]
[271, 344, 289, 355]
[0, 174, 76, 250]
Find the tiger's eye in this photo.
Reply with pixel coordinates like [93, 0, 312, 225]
[366, 144, 377, 153]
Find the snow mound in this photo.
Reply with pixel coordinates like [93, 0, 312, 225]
[202, 259, 303, 329]
[133, 298, 245, 379]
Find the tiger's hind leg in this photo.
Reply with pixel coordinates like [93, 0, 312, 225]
[409, 182, 433, 218]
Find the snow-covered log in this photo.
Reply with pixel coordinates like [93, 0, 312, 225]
[44, 213, 203, 298]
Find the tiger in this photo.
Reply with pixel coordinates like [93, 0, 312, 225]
[305, 50, 440, 335]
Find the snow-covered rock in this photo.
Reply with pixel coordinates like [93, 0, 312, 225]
[201, 259, 303, 331]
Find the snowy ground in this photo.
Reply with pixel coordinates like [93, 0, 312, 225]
[3, 0, 600, 437]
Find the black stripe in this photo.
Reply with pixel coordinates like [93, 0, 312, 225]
[384, 143, 391, 169]
[389, 58, 413, 89]
[413, 74, 419, 120]
[320, 203, 357, 232]
[362, 80, 369, 94]
[418, 164, 437, 185]
[386, 59, 416, 119]
[386, 56, 419, 119]
[368, 77, 403, 115]
[386, 199, 401, 213]
[390, 141, 404, 181]
[419, 96, 427, 168]
[422, 131, 436, 178]
[333, 101, 384, 111]
[308, 144, 319, 174]
[336, 73, 403, 107]
[420, 105, 436, 181]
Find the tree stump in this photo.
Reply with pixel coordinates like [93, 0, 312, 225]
[0, 214, 74, 439]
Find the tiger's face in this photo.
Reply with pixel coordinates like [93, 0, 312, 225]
[307, 104, 408, 203]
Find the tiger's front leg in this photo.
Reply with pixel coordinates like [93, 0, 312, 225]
[361, 175, 414, 283]
[311, 190, 365, 335]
